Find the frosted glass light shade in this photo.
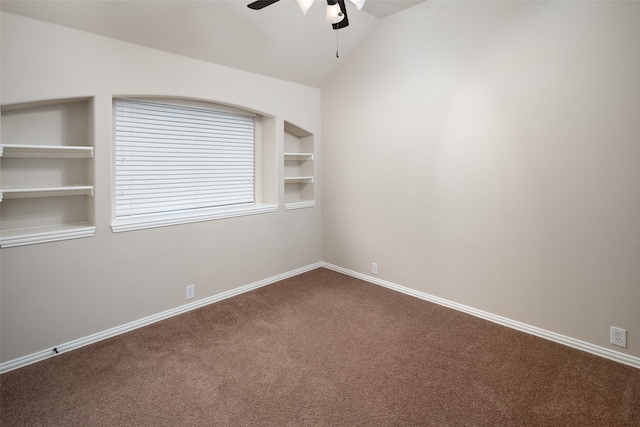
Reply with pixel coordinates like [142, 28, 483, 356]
[325, 3, 344, 24]
[295, 0, 314, 14]
[348, 0, 366, 10]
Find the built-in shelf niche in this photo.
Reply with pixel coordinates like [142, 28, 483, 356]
[284, 121, 315, 210]
[1, 98, 95, 248]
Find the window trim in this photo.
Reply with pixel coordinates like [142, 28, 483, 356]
[111, 202, 277, 233]
[111, 97, 276, 233]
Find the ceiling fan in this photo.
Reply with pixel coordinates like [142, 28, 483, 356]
[247, 0, 366, 30]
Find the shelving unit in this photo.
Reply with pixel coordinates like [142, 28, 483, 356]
[284, 121, 315, 210]
[1, 98, 95, 248]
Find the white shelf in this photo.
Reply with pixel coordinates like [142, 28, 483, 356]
[1, 98, 95, 247]
[284, 121, 315, 210]
[284, 176, 314, 183]
[0, 144, 93, 158]
[1, 185, 94, 201]
[284, 152, 314, 160]
[285, 200, 316, 210]
[0, 222, 96, 248]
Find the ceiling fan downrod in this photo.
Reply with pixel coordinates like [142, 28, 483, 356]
[336, 24, 340, 58]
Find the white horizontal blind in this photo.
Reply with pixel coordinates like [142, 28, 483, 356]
[115, 99, 255, 217]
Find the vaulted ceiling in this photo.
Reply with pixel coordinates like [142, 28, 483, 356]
[1, 0, 426, 87]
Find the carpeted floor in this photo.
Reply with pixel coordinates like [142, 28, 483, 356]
[1, 268, 639, 426]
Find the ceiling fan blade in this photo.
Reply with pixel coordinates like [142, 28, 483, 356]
[247, 0, 281, 10]
[332, 0, 349, 29]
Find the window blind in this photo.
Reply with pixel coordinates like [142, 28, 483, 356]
[115, 99, 255, 217]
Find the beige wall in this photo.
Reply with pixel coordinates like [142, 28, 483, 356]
[3, 1, 639, 365]
[322, 1, 640, 357]
[1, 13, 322, 362]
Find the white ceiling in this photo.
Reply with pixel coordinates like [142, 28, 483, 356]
[1, 0, 426, 88]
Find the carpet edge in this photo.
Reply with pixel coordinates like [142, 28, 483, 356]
[321, 262, 640, 370]
[0, 262, 323, 374]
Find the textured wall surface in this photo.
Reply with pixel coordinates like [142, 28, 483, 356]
[322, 1, 640, 358]
[1, 12, 322, 363]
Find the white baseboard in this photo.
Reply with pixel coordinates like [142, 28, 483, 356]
[321, 262, 640, 370]
[0, 262, 323, 374]
[3, 261, 637, 373]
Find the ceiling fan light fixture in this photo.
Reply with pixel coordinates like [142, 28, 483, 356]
[348, 0, 366, 10]
[325, 1, 344, 24]
[295, 0, 314, 14]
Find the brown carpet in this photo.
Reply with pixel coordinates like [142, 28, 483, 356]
[1, 268, 639, 426]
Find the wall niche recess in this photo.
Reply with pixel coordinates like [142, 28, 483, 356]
[1, 98, 95, 248]
[283, 121, 315, 210]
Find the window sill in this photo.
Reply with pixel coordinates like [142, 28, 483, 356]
[111, 203, 278, 233]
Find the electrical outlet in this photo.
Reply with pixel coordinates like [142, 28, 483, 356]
[610, 326, 627, 348]
[186, 284, 195, 300]
[372, 262, 378, 275]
